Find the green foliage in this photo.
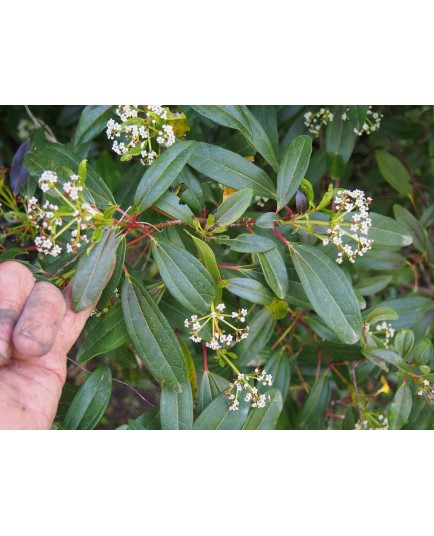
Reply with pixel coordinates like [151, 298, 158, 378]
[1, 104, 433, 430]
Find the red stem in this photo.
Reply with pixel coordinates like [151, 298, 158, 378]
[271, 228, 289, 245]
[202, 341, 208, 372]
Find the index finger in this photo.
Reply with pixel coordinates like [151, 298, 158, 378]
[0, 262, 35, 366]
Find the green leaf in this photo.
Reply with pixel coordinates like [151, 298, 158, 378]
[367, 213, 413, 248]
[394, 329, 415, 358]
[121, 278, 187, 391]
[290, 244, 363, 344]
[151, 238, 217, 316]
[178, 165, 205, 212]
[375, 150, 413, 197]
[95, 152, 121, 191]
[325, 107, 357, 180]
[355, 275, 393, 296]
[346, 105, 369, 131]
[187, 233, 221, 282]
[153, 191, 194, 224]
[188, 142, 276, 199]
[250, 105, 279, 157]
[97, 236, 126, 308]
[134, 141, 195, 211]
[255, 212, 283, 229]
[63, 365, 112, 430]
[76, 304, 128, 363]
[24, 142, 115, 208]
[193, 392, 249, 430]
[73, 105, 114, 150]
[215, 188, 253, 226]
[264, 349, 291, 398]
[366, 306, 399, 324]
[377, 296, 434, 330]
[226, 277, 275, 305]
[266, 297, 290, 320]
[388, 383, 412, 430]
[197, 371, 229, 414]
[243, 389, 283, 430]
[356, 250, 407, 270]
[297, 374, 330, 429]
[72, 227, 118, 312]
[393, 204, 427, 252]
[215, 233, 276, 253]
[258, 248, 289, 299]
[160, 383, 193, 430]
[362, 347, 404, 372]
[191, 105, 278, 170]
[237, 308, 276, 365]
[276, 135, 312, 210]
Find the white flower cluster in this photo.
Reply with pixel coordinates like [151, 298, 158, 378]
[364, 321, 395, 348]
[352, 107, 383, 136]
[185, 304, 249, 350]
[225, 368, 273, 411]
[254, 196, 269, 208]
[304, 108, 334, 136]
[106, 105, 176, 166]
[322, 189, 373, 264]
[27, 170, 98, 257]
[417, 379, 434, 401]
[355, 414, 389, 430]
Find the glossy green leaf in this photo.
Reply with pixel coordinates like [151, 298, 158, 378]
[215, 233, 276, 253]
[356, 250, 407, 270]
[393, 204, 427, 252]
[63, 365, 112, 430]
[355, 275, 393, 296]
[276, 135, 312, 210]
[226, 277, 275, 305]
[243, 389, 283, 430]
[258, 248, 289, 299]
[290, 244, 362, 344]
[187, 233, 221, 281]
[24, 142, 115, 208]
[346, 105, 369, 130]
[215, 188, 253, 226]
[193, 392, 249, 430]
[388, 383, 412, 429]
[379, 296, 434, 330]
[325, 107, 357, 179]
[197, 371, 229, 414]
[153, 191, 194, 224]
[151, 238, 217, 316]
[121, 278, 187, 391]
[362, 347, 404, 372]
[160, 382, 193, 430]
[255, 212, 283, 229]
[188, 142, 276, 199]
[367, 213, 413, 248]
[76, 303, 129, 363]
[297, 374, 330, 430]
[264, 349, 291, 398]
[191, 105, 278, 170]
[134, 141, 195, 211]
[237, 308, 276, 364]
[178, 165, 205, 212]
[72, 227, 118, 312]
[250, 105, 279, 157]
[366, 306, 399, 324]
[394, 329, 415, 358]
[73, 105, 114, 150]
[97, 235, 126, 308]
[375, 150, 413, 197]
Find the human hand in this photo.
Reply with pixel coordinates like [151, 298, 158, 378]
[0, 261, 94, 429]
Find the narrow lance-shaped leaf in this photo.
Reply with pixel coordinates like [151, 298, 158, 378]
[297, 374, 330, 430]
[121, 278, 187, 391]
[226, 278, 275, 305]
[153, 191, 194, 224]
[237, 308, 276, 364]
[160, 383, 193, 430]
[73, 105, 115, 150]
[134, 141, 195, 211]
[264, 349, 291, 398]
[243, 389, 283, 430]
[188, 142, 276, 199]
[72, 227, 118, 312]
[325, 107, 357, 180]
[388, 383, 412, 430]
[63, 365, 112, 430]
[97, 235, 126, 308]
[214, 233, 276, 253]
[76, 303, 129, 363]
[375, 150, 413, 197]
[290, 244, 363, 344]
[193, 392, 249, 430]
[277, 135, 312, 210]
[258, 248, 289, 299]
[215, 188, 253, 226]
[151, 238, 217, 316]
[197, 371, 229, 414]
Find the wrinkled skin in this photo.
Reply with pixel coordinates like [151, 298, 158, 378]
[0, 261, 94, 429]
